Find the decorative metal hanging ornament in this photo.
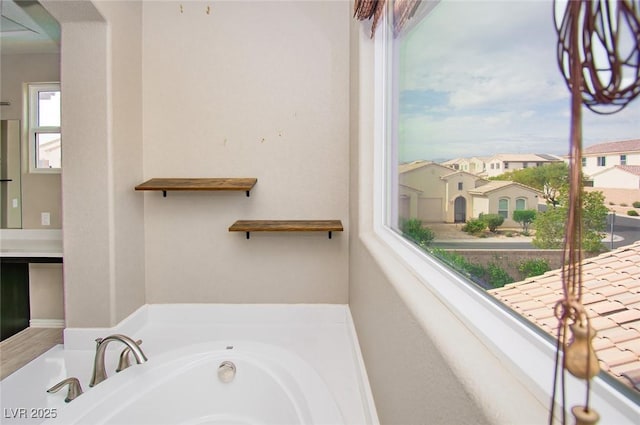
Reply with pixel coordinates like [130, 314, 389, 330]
[555, 0, 640, 115]
[551, 1, 640, 424]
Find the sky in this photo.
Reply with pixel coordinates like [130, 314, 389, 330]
[397, 0, 640, 163]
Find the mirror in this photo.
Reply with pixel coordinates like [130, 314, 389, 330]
[0, 120, 22, 228]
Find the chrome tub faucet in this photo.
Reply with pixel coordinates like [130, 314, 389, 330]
[89, 334, 147, 387]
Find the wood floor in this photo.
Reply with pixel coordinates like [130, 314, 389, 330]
[0, 328, 63, 380]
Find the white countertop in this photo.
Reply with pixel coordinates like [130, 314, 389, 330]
[0, 229, 63, 258]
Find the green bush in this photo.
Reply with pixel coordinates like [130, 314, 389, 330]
[513, 209, 536, 234]
[518, 258, 551, 279]
[620, 202, 628, 207]
[486, 262, 514, 288]
[481, 213, 505, 233]
[401, 218, 435, 247]
[628, 210, 639, 217]
[633, 201, 640, 208]
[462, 218, 486, 235]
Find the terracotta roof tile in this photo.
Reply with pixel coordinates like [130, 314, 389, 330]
[598, 327, 640, 343]
[595, 284, 629, 297]
[609, 309, 640, 325]
[620, 368, 640, 391]
[489, 242, 640, 392]
[597, 347, 637, 367]
[586, 300, 626, 315]
[618, 339, 640, 356]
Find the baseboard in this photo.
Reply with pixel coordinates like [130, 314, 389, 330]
[29, 319, 65, 328]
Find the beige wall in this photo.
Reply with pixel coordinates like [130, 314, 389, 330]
[141, 1, 350, 304]
[0, 53, 61, 229]
[44, 0, 145, 327]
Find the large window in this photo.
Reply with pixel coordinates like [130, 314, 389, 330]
[28, 83, 61, 172]
[383, 0, 639, 405]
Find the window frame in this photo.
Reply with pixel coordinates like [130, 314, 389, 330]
[26, 82, 62, 174]
[367, 2, 639, 421]
[620, 154, 627, 165]
[597, 156, 606, 167]
[515, 197, 527, 211]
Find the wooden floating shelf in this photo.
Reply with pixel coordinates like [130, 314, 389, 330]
[229, 220, 343, 239]
[135, 178, 257, 197]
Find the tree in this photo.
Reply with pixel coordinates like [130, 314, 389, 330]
[513, 209, 536, 234]
[491, 162, 571, 206]
[532, 189, 608, 253]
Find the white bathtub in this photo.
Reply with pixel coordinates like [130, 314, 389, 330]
[45, 341, 343, 425]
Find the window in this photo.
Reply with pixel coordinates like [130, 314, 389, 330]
[597, 156, 606, 166]
[620, 154, 627, 165]
[28, 83, 61, 171]
[457, 182, 463, 190]
[379, 0, 640, 412]
[498, 198, 509, 218]
[582, 157, 587, 167]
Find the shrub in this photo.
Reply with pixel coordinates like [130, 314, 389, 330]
[513, 209, 536, 233]
[486, 262, 514, 288]
[518, 258, 551, 279]
[620, 202, 628, 207]
[633, 201, 640, 208]
[401, 218, 435, 247]
[609, 201, 615, 206]
[628, 210, 639, 217]
[481, 213, 505, 233]
[462, 218, 486, 235]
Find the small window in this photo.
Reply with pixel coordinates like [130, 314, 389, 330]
[620, 154, 627, 165]
[28, 83, 61, 172]
[515, 198, 526, 210]
[581, 157, 587, 167]
[504, 162, 509, 169]
[597, 156, 606, 167]
[498, 198, 509, 218]
[458, 182, 463, 190]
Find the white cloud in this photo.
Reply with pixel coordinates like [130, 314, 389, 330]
[397, 0, 639, 162]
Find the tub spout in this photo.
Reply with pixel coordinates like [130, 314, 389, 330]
[90, 334, 148, 387]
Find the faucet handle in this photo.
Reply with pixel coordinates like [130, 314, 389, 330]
[116, 339, 143, 372]
[47, 377, 83, 403]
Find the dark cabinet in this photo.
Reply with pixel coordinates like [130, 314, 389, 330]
[1, 261, 30, 341]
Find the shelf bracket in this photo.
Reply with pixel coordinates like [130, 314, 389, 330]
[328, 231, 332, 239]
[246, 190, 250, 197]
[245, 232, 250, 240]
[162, 191, 167, 198]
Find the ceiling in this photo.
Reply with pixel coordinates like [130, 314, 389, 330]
[0, 0, 60, 54]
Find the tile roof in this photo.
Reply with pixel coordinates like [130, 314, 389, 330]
[489, 241, 640, 392]
[583, 139, 640, 155]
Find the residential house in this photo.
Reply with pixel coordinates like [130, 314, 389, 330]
[484, 153, 563, 178]
[591, 165, 640, 190]
[489, 241, 640, 393]
[441, 156, 487, 175]
[579, 139, 640, 181]
[399, 161, 542, 226]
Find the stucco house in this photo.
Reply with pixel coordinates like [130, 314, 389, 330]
[441, 156, 487, 175]
[578, 139, 640, 180]
[483, 153, 563, 178]
[591, 165, 640, 190]
[399, 161, 542, 226]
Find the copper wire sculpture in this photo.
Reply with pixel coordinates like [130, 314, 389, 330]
[551, 1, 640, 424]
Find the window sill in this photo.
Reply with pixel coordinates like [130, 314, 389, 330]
[28, 168, 61, 175]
